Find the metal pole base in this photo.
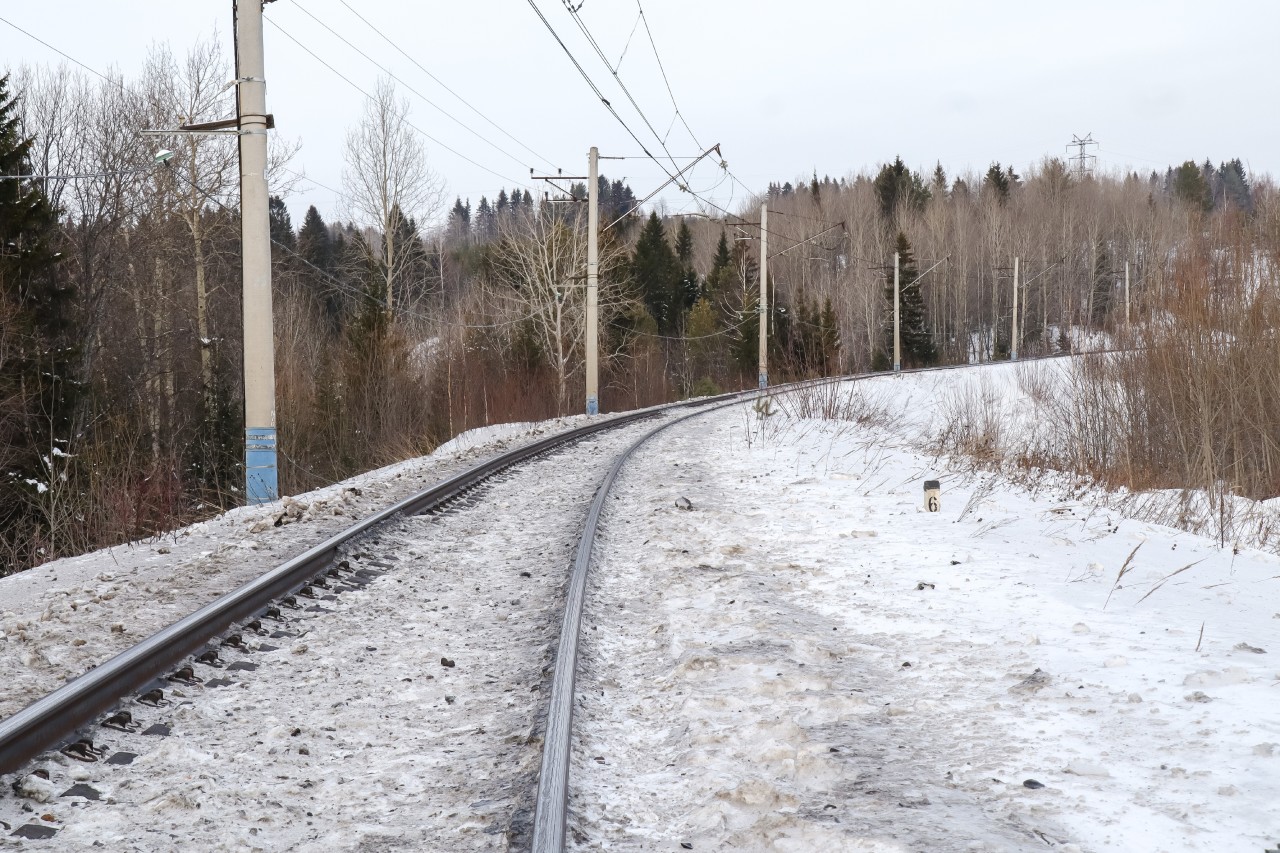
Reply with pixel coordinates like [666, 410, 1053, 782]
[245, 426, 278, 505]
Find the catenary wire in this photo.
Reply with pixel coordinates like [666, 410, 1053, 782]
[562, 1, 684, 178]
[285, 1, 540, 176]
[334, 0, 559, 172]
[636, 1, 703, 150]
[525, 0, 678, 184]
[167, 162, 549, 333]
[264, 17, 536, 193]
[0, 15, 120, 86]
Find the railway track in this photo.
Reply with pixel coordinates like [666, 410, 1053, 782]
[0, 387, 761, 847]
[2, 357, 1069, 847]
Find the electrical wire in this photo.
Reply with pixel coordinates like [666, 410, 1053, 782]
[636, 1, 702, 150]
[615, 10, 643, 71]
[525, 0, 676, 183]
[285, 1, 540, 176]
[264, 17, 536, 192]
[629, 314, 753, 341]
[334, 0, 559, 172]
[0, 165, 155, 181]
[770, 208, 845, 228]
[0, 15, 120, 86]
[562, 0, 683, 178]
[166, 161, 546, 333]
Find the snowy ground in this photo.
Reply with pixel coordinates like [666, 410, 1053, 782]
[3, 363, 1279, 851]
[1, 417, 666, 850]
[0, 416, 593, 723]
[571, 369, 1280, 851]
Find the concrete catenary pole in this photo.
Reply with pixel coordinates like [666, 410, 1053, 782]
[758, 201, 768, 389]
[893, 251, 901, 372]
[1011, 256, 1020, 361]
[236, 0, 278, 504]
[585, 146, 599, 415]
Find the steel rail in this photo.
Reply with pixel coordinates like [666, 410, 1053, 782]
[0, 399, 726, 777]
[531, 390, 789, 851]
[0, 352, 1075, 786]
[528, 353, 1081, 850]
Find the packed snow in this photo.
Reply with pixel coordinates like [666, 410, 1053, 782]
[2, 360, 1278, 851]
[0, 416, 592, 724]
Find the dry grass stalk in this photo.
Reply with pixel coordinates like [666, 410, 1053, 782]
[1104, 542, 1144, 610]
[1136, 558, 1207, 605]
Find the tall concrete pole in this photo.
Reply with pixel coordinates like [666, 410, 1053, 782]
[758, 202, 768, 389]
[236, 0, 278, 504]
[1011, 256, 1020, 361]
[585, 147, 599, 415]
[893, 251, 901, 372]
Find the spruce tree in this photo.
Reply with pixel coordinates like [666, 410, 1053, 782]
[984, 163, 1011, 203]
[448, 197, 471, 241]
[475, 196, 495, 239]
[674, 219, 699, 313]
[0, 74, 75, 572]
[268, 195, 295, 251]
[873, 156, 930, 220]
[298, 205, 333, 272]
[631, 212, 682, 334]
[881, 232, 936, 367]
[1171, 161, 1212, 213]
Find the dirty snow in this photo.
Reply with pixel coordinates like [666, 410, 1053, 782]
[0, 417, 666, 850]
[0, 415, 599, 723]
[2, 361, 1278, 851]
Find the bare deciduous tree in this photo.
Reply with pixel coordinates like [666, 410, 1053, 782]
[342, 77, 445, 323]
[487, 205, 632, 413]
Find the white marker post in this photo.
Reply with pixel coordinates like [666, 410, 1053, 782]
[924, 479, 941, 512]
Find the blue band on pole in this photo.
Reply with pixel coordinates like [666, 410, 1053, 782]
[586, 396, 599, 416]
[245, 427, 278, 505]
[758, 371, 768, 390]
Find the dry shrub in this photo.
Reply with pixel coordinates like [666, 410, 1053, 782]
[931, 374, 1007, 462]
[777, 381, 893, 426]
[1067, 234, 1280, 501]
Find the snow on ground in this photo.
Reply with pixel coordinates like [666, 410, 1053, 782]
[2, 362, 1278, 851]
[0, 418, 667, 851]
[570, 371, 1280, 851]
[0, 415, 594, 723]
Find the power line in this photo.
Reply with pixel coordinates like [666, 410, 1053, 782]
[285, 1, 541, 175]
[562, 1, 683, 177]
[0, 15, 119, 86]
[631, 314, 754, 342]
[769, 207, 845, 228]
[167, 161, 543, 332]
[264, 17, 535, 192]
[525, 0, 676, 183]
[636, 1, 702, 150]
[334, 0, 559, 173]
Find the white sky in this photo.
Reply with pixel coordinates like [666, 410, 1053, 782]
[3, 1, 1278, 227]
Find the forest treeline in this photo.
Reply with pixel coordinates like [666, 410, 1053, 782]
[2, 44, 1279, 574]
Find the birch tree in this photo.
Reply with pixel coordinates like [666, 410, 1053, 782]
[342, 77, 444, 323]
[487, 205, 631, 413]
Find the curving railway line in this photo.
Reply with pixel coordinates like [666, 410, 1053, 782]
[0, 385, 779, 849]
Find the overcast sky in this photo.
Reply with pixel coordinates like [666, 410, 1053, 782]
[4, 1, 1278, 226]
